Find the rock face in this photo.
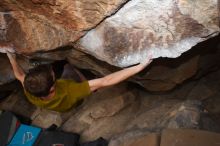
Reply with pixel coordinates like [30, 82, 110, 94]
[0, 0, 126, 53]
[78, 0, 219, 67]
[0, 0, 219, 61]
[109, 131, 160, 146]
[0, 89, 36, 118]
[135, 55, 200, 91]
[61, 83, 204, 141]
[160, 129, 220, 146]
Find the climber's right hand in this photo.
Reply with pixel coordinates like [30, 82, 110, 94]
[0, 43, 15, 53]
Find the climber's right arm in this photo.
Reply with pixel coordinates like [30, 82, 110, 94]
[7, 51, 25, 86]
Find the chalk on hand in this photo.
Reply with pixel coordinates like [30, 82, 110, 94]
[140, 51, 153, 65]
[0, 44, 15, 53]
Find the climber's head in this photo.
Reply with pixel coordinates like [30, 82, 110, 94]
[24, 64, 55, 98]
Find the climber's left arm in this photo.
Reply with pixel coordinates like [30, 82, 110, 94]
[88, 57, 152, 92]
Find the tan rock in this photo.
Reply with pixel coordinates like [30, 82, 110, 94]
[61, 83, 138, 141]
[0, 0, 126, 53]
[61, 81, 203, 142]
[128, 134, 160, 146]
[109, 131, 160, 146]
[0, 11, 82, 53]
[160, 129, 220, 146]
[0, 90, 36, 118]
[31, 108, 63, 129]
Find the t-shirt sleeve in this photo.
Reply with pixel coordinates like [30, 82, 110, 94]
[68, 80, 91, 101]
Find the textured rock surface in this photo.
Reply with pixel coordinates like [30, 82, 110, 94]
[109, 131, 160, 146]
[110, 129, 220, 146]
[31, 108, 63, 129]
[61, 82, 204, 141]
[78, 0, 219, 67]
[61, 83, 137, 141]
[0, 0, 126, 53]
[160, 129, 220, 146]
[0, 54, 31, 85]
[127, 134, 160, 146]
[0, 10, 81, 53]
[135, 55, 200, 91]
[0, 89, 36, 118]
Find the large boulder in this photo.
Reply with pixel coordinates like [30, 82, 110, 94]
[77, 0, 219, 67]
[0, 0, 126, 53]
[0, 89, 36, 118]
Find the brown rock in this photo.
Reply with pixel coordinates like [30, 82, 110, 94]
[204, 92, 220, 116]
[136, 55, 200, 91]
[2, 0, 127, 30]
[61, 80, 203, 141]
[31, 108, 63, 129]
[0, 11, 82, 53]
[61, 83, 137, 141]
[0, 54, 15, 85]
[128, 134, 160, 146]
[0, 90, 36, 118]
[187, 82, 214, 100]
[109, 130, 160, 146]
[160, 129, 220, 146]
[67, 49, 119, 76]
[0, 0, 126, 53]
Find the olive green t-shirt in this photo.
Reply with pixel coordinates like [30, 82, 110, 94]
[25, 79, 91, 112]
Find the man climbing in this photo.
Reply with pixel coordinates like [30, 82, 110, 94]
[2, 44, 152, 112]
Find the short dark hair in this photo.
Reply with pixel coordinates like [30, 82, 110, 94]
[24, 64, 55, 97]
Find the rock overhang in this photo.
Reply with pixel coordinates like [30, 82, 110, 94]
[78, 0, 220, 67]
